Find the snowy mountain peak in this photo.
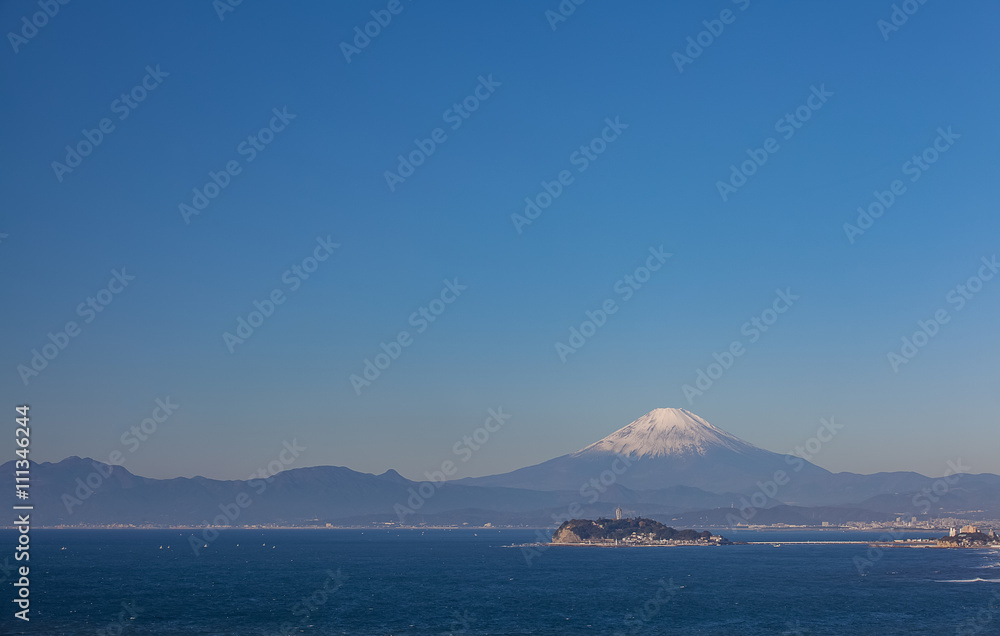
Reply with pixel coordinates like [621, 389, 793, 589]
[574, 408, 760, 458]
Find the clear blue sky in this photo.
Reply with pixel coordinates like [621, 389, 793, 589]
[1, 1, 998, 480]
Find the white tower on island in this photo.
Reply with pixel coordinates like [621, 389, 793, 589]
[615, 506, 623, 520]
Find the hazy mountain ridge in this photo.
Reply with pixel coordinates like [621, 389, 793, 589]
[3, 457, 577, 525]
[8, 409, 998, 526]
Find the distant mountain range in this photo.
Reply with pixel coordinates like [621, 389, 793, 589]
[7, 408, 999, 527]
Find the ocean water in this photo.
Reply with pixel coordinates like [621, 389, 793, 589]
[2, 528, 998, 635]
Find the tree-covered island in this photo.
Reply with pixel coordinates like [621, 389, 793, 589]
[552, 517, 730, 546]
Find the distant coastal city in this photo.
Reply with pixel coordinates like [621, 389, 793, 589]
[37, 517, 1000, 536]
[544, 514, 1000, 549]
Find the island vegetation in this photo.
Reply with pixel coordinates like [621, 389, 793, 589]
[552, 517, 729, 546]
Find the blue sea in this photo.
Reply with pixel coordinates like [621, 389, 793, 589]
[2, 529, 999, 635]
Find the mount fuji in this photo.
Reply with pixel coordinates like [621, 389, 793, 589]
[460, 408, 991, 512]
[576, 408, 768, 458]
[14, 408, 998, 526]
[461, 408, 832, 498]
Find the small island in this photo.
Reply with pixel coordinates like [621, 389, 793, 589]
[936, 526, 999, 548]
[552, 516, 730, 546]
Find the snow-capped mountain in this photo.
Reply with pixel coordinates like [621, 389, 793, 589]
[459, 407, 832, 495]
[573, 408, 761, 458]
[21, 408, 996, 525]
